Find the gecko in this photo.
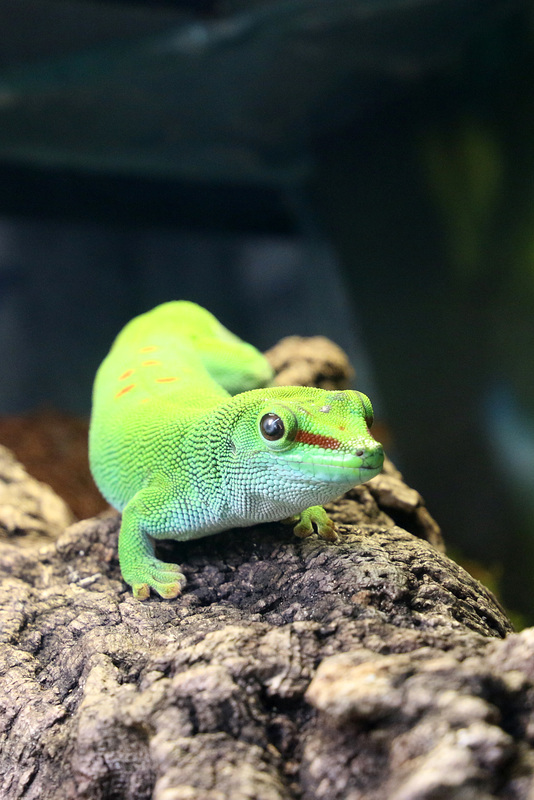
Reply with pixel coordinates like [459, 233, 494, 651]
[89, 301, 384, 599]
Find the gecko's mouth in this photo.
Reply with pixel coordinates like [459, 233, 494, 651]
[278, 448, 384, 483]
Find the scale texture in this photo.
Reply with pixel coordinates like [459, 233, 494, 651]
[89, 301, 384, 598]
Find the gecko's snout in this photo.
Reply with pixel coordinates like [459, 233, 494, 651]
[358, 440, 384, 471]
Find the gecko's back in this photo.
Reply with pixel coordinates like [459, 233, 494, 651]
[89, 301, 273, 510]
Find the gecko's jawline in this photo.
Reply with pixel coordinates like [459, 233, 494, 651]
[286, 456, 384, 484]
[281, 451, 384, 472]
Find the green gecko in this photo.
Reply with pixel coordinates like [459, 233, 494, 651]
[89, 301, 384, 600]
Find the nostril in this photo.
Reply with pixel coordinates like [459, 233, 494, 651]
[355, 448, 365, 457]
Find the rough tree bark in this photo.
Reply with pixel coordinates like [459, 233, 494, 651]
[0, 337, 531, 800]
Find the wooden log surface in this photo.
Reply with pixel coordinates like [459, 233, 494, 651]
[0, 336, 530, 800]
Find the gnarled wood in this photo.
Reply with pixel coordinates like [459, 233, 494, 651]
[0, 336, 529, 800]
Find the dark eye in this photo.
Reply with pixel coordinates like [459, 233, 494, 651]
[260, 413, 285, 441]
[356, 392, 374, 428]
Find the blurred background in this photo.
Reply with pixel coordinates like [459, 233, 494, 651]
[0, 0, 531, 624]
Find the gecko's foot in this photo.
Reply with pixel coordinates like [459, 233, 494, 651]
[287, 505, 338, 542]
[123, 557, 187, 601]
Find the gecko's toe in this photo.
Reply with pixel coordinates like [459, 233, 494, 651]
[132, 583, 150, 600]
[151, 565, 187, 599]
[125, 559, 187, 600]
[292, 505, 339, 542]
[156, 581, 184, 599]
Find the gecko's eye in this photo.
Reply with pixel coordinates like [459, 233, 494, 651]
[355, 392, 374, 428]
[260, 413, 285, 441]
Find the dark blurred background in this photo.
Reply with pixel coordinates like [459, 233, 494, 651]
[0, 0, 532, 623]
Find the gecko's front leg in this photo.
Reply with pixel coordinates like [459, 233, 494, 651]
[119, 490, 187, 600]
[284, 505, 338, 542]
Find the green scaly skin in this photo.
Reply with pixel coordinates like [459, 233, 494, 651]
[89, 301, 384, 600]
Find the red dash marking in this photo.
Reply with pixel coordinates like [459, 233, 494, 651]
[339, 425, 346, 431]
[294, 431, 341, 450]
[115, 384, 135, 399]
[156, 377, 178, 383]
[142, 360, 161, 366]
[119, 369, 134, 380]
[139, 346, 158, 353]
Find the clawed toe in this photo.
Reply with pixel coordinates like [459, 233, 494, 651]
[125, 559, 187, 600]
[132, 583, 151, 600]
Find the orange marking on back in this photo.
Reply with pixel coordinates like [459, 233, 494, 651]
[115, 383, 135, 399]
[142, 360, 161, 367]
[156, 377, 178, 383]
[119, 369, 134, 380]
[139, 346, 158, 353]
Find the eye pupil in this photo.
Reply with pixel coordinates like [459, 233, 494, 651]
[260, 413, 285, 441]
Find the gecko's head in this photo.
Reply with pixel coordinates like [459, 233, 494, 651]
[225, 387, 384, 506]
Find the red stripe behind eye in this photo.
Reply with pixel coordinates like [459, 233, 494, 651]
[294, 430, 341, 450]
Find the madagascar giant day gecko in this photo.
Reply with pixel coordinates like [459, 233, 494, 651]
[89, 301, 384, 599]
